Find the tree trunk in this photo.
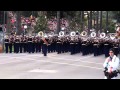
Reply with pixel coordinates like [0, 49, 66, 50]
[81, 11, 84, 31]
[100, 11, 102, 33]
[89, 11, 92, 30]
[6, 11, 11, 34]
[56, 11, 60, 34]
[106, 11, 108, 34]
[87, 13, 90, 30]
[16, 11, 22, 35]
[96, 11, 99, 36]
[94, 12, 96, 28]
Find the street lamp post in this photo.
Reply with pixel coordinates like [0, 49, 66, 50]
[24, 25, 27, 35]
[87, 11, 90, 35]
[96, 11, 99, 37]
[100, 11, 102, 33]
[56, 11, 60, 34]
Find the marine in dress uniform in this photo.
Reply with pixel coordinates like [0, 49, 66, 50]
[50, 38, 54, 53]
[13, 35, 17, 53]
[81, 39, 87, 56]
[104, 40, 110, 57]
[15, 36, 20, 53]
[9, 35, 13, 53]
[70, 37, 75, 55]
[38, 37, 42, 53]
[56, 37, 62, 54]
[42, 36, 48, 56]
[23, 35, 28, 53]
[93, 39, 99, 56]
[32, 36, 35, 53]
[113, 40, 119, 56]
[4, 35, 9, 53]
[74, 38, 79, 54]
[34, 36, 39, 53]
[47, 38, 51, 53]
[19, 35, 24, 53]
[28, 35, 32, 53]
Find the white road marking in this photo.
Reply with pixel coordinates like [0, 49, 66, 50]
[14, 57, 103, 70]
[29, 69, 58, 73]
[48, 56, 103, 65]
[38, 60, 103, 70]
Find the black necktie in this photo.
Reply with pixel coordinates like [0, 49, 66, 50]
[110, 57, 112, 61]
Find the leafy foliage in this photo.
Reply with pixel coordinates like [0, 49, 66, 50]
[101, 18, 115, 33]
[34, 14, 48, 33]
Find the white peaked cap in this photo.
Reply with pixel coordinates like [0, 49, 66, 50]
[117, 27, 120, 31]
[44, 35, 48, 38]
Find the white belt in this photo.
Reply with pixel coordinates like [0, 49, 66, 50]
[114, 47, 118, 48]
[104, 44, 108, 45]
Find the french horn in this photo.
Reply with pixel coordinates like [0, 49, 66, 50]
[80, 31, 87, 37]
[70, 31, 76, 36]
[100, 32, 106, 38]
[110, 33, 116, 40]
[90, 32, 96, 38]
[38, 31, 44, 37]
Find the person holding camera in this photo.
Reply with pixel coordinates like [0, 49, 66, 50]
[103, 48, 120, 79]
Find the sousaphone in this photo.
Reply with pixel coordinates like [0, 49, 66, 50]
[100, 32, 106, 38]
[59, 31, 64, 37]
[90, 32, 96, 38]
[110, 33, 116, 40]
[70, 31, 76, 36]
[80, 31, 87, 37]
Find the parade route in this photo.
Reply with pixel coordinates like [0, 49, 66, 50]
[0, 52, 119, 79]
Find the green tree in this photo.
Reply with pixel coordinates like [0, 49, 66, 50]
[111, 11, 120, 23]
[34, 13, 47, 33]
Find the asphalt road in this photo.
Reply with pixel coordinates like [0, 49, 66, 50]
[0, 52, 119, 79]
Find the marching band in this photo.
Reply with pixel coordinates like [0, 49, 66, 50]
[3, 29, 120, 58]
